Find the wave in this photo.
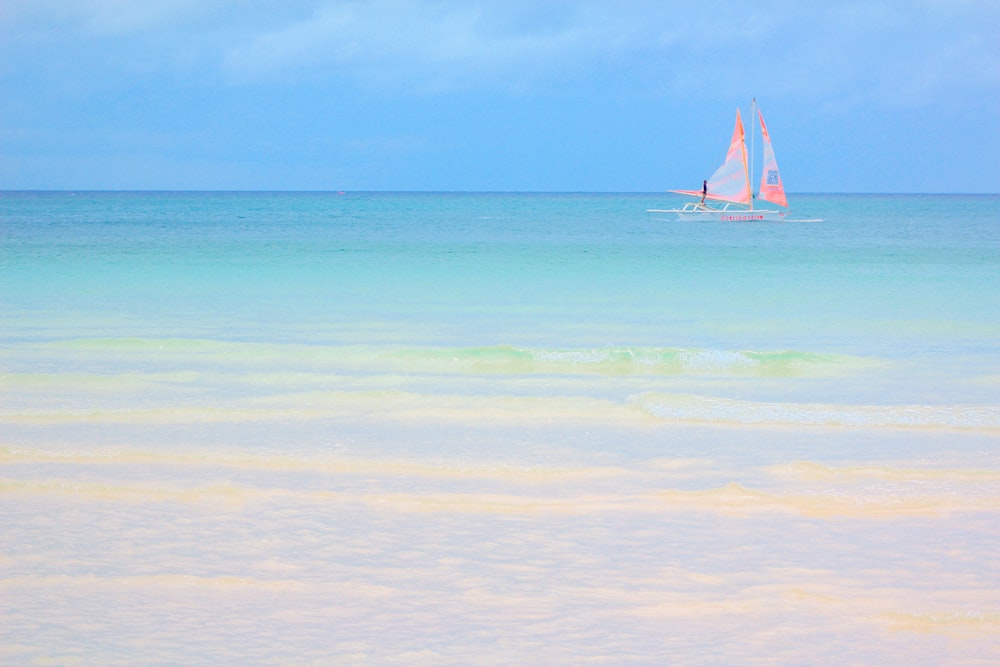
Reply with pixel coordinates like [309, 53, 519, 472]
[768, 461, 1000, 483]
[5, 385, 997, 432]
[33, 338, 877, 378]
[401, 345, 862, 376]
[0, 445, 622, 481]
[634, 393, 1000, 430]
[0, 391, 639, 426]
[3, 477, 996, 518]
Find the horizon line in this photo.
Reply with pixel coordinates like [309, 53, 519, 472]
[3, 190, 998, 196]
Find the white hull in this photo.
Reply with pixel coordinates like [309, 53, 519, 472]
[648, 203, 789, 222]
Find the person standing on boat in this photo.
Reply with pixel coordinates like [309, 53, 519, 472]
[700, 180, 708, 205]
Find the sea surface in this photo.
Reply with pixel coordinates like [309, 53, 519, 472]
[2, 191, 999, 664]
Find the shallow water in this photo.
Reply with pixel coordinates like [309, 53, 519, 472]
[2, 192, 999, 663]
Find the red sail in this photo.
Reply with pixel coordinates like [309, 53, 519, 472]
[757, 109, 788, 208]
[672, 109, 751, 205]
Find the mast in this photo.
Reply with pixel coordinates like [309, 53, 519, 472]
[750, 97, 756, 210]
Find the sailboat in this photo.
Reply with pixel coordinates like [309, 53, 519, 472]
[650, 99, 793, 221]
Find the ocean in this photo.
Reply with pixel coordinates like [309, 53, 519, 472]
[2, 191, 999, 664]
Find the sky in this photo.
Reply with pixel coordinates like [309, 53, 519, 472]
[1, 0, 998, 192]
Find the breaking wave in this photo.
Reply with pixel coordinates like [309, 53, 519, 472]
[33, 338, 877, 378]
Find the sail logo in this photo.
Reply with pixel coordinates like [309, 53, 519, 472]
[766, 169, 780, 186]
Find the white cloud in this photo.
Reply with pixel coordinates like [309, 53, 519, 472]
[4, 0, 997, 104]
[214, 0, 999, 104]
[221, 1, 613, 90]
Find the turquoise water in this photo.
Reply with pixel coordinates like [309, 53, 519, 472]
[2, 192, 1000, 663]
[6, 192, 998, 350]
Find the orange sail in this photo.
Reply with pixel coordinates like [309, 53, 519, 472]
[756, 109, 787, 208]
[673, 109, 751, 205]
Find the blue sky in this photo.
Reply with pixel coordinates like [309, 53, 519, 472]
[2, 1, 998, 192]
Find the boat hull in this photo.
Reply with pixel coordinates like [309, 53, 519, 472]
[647, 207, 789, 222]
[679, 208, 787, 222]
